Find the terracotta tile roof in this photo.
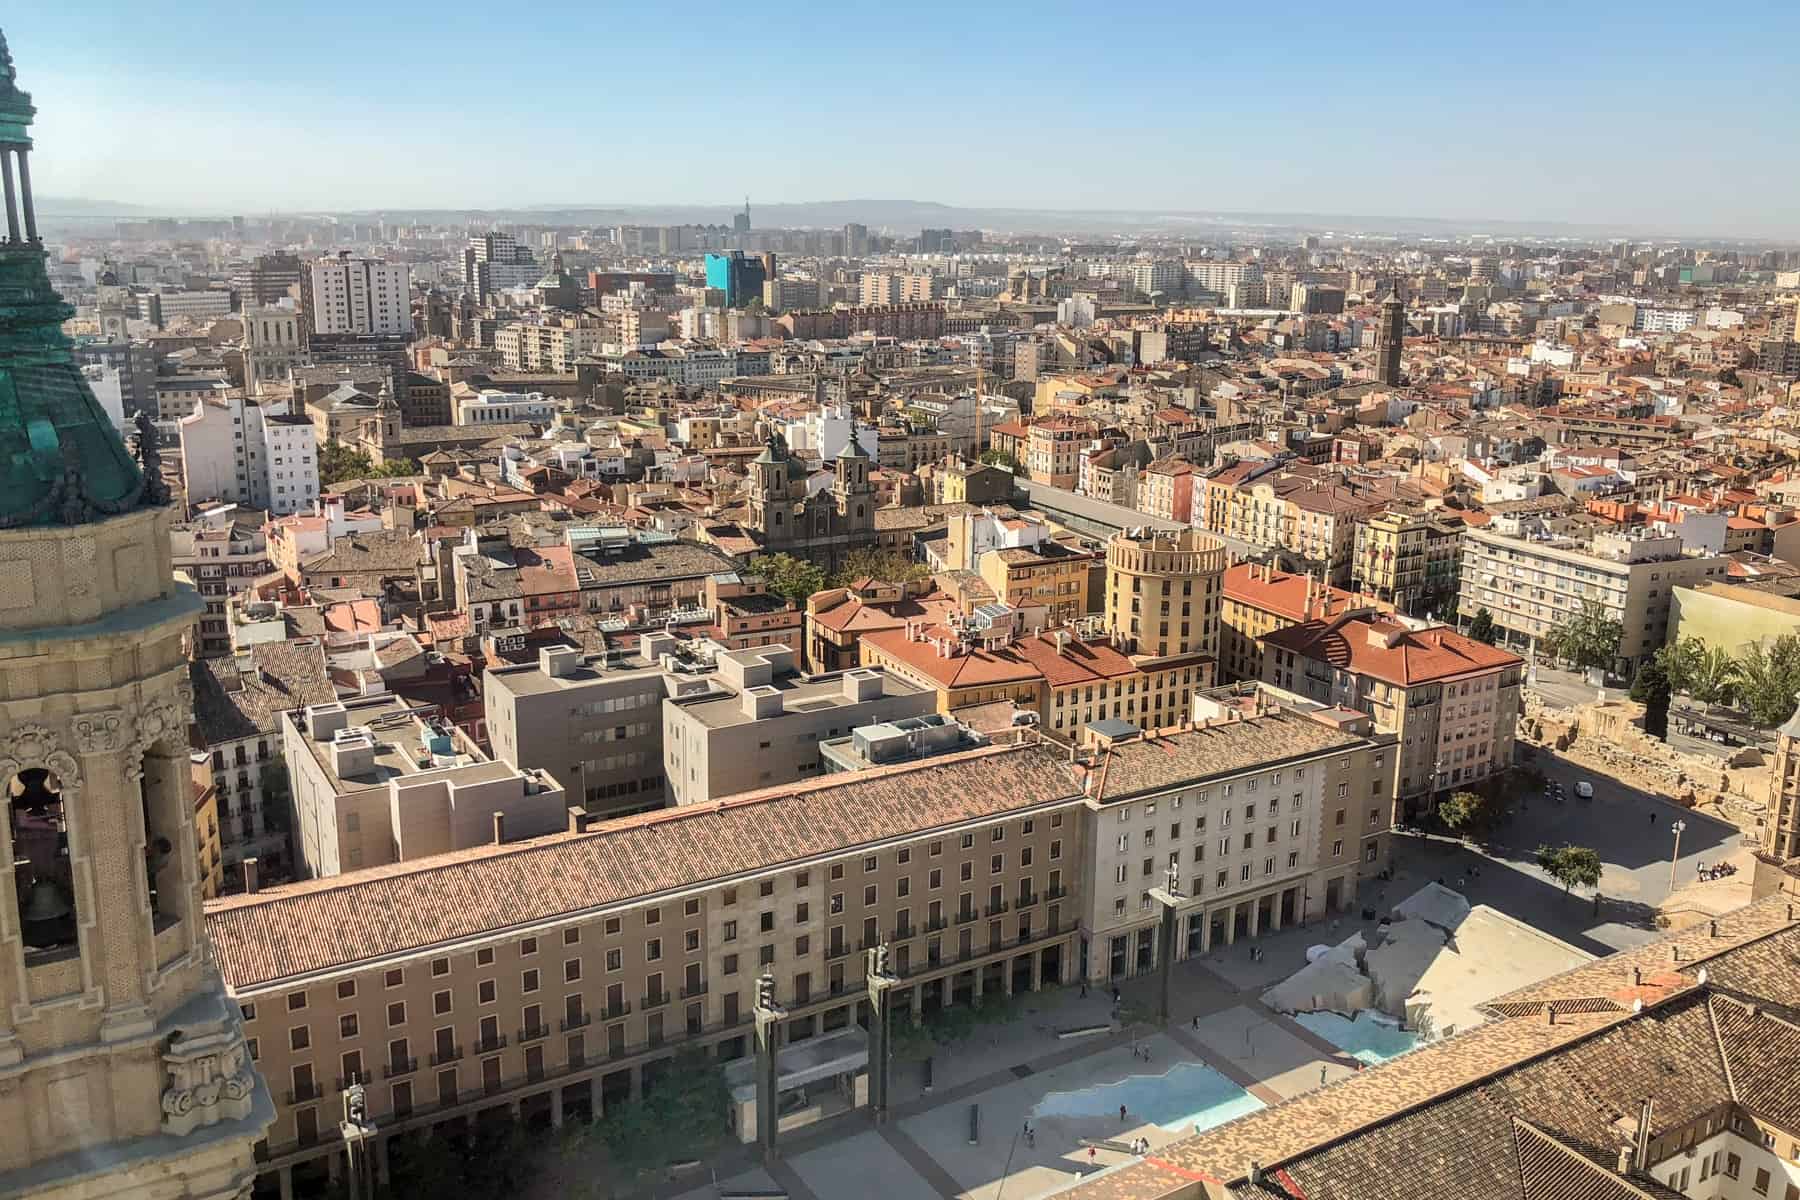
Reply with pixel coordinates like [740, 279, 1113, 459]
[861, 627, 1143, 692]
[1223, 563, 1365, 623]
[1264, 614, 1522, 687]
[205, 742, 1080, 990]
[1083, 714, 1369, 801]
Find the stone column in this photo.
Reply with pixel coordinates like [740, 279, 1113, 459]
[1266, 894, 1281, 934]
[0, 149, 18, 242]
[550, 1087, 564, 1129]
[1249, 899, 1262, 939]
[15, 149, 35, 242]
[374, 1136, 391, 1187]
[278, 1166, 295, 1200]
[971, 969, 984, 1002]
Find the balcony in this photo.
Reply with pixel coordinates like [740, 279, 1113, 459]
[924, 916, 949, 933]
[955, 910, 979, 926]
[336, 1071, 372, 1090]
[560, 1013, 593, 1033]
[640, 992, 671, 1012]
[892, 924, 916, 941]
[518, 1024, 550, 1045]
[600, 1000, 632, 1021]
[382, 1057, 418, 1079]
[985, 902, 1011, 917]
[429, 1046, 464, 1067]
[286, 1081, 321, 1104]
[1017, 892, 1040, 909]
[680, 982, 709, 1000]
[825, 943, 852, 962]
[474, 1033, 508, 1055]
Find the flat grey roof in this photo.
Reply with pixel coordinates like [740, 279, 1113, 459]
[675, 670, 927, 729]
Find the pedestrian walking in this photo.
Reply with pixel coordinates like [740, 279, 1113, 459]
[1112, 984, 1122, 1004]
[1088, 1146, 1097, 1167]
[1079, 981, 1088, 999]
[1321, 1065, 1328, 1084]
[1192, 1015, 1200, 1031]
[1120, 1104, 1128, 1123]
[1650, 812, 1657, 825]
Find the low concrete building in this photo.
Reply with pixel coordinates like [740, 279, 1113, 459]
[663, 645, 935, 805]
[484, 637, 693, 819]
[282, 695, 567, 878]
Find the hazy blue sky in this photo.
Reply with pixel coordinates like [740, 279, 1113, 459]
[9, 2, 1800, 235]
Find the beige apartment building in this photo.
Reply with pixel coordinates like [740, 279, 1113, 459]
[207, 740, 1092, 1195]
[1103, 527, 1228, 663]
[1264, 614, 1523, 818]
[1352, 508, 1463, 615]
[282, 697, 568, 878]
[494, 317, 602, 373]
[662, 646, 934, 805]
[1025, 417, 1097, 489]
[1077, 696, 1397, 980]
[1219, 563, 1375, 683]
[1459, 527, 1730, 676]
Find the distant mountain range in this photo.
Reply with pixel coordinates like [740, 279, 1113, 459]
[32, 195, 1783, 244]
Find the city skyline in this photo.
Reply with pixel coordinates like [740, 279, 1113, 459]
[13, 1, 1800, 237]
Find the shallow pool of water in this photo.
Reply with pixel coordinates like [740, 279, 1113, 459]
[1292, 1009, 1421, 1065]
[1030, 1061, 1264, 1133]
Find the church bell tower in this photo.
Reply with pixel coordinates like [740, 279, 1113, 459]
[0, 29, 273, 1199]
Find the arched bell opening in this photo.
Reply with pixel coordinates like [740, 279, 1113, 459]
[9, 767, 80, 963]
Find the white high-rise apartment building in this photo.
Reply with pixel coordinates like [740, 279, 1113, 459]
[179, 392, 320, 515]
[308, 251, 412, 336]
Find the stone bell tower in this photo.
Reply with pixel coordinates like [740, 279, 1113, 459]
[0, 29, 272, 1199]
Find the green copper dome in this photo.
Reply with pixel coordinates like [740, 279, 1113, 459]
[0, 28, 164, 528]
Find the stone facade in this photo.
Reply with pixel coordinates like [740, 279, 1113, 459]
[0, 505, 274, 1197]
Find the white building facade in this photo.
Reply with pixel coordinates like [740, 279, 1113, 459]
[308, 252, 412, 336]
[179, 393, 320, 515]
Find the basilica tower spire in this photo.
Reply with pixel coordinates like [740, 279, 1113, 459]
[0, 29, 272, 1200]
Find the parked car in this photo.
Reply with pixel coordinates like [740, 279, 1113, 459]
[1575, 780, 1594, 800]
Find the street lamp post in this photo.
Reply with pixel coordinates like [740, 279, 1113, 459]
[1669, 819, 1687, 894]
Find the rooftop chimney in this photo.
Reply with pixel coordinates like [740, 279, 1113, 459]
[243, 857, 260, 895]
[492, 811, 506, 845]
[1616, 1144, 1635, 1175]
[567, 806, 588, 834]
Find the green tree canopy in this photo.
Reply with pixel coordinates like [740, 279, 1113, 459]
[319, 441, 417, 486]
[1732, 634, 1800, 728]
[1542, 599, 1622, 673]
[1535, 844, 1603, 894]
[751, 553, 828, 604]
[1629, 659, 1672, 740]
[575, 1051, 731, 1185]
[1467, 608, 1497, 645]
[1439, 789, 1503, 840]
[978, 449, 1018, 471]
[830, 546, 931, 588]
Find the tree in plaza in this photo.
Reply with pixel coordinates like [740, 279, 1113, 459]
[1656, 636, 1739, 709]
[752, 552, 828, 604]
[1535, 844, 1603, 896]
[978, 449, 1018, 472]
[572, 1050, 731, 1188]
[1467, 607, 1497, 645]
[1542, 599, 1622, 673]
[1438, 789, 1502, 842]
[1732, 634, 1800, 728]
[1629, 658, 1672, 740]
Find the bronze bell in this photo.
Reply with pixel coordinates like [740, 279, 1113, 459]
[22, 876, 72, 923]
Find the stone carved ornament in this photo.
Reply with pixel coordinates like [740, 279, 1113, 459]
[160, 1037, 255, 1135]
[0, 723, 82, 793]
